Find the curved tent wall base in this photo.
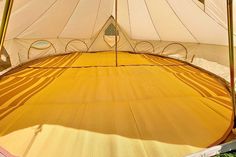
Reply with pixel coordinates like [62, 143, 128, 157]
[0, 51, 233, 157]
[4, 39, 236, 68]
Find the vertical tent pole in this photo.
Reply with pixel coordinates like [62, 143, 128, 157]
[0, 0, 14, 52]
[115, 0, 118, 67]
[227, 0, 236, 122]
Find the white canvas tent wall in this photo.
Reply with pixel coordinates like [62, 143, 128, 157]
[0, 0, 236, 69]
[0, 1, 236, 156]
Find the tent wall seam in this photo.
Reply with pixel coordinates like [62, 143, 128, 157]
[15, 0, 59, 38]
[143, 0, 161, 40]
[57, 0, 81, 38]
[7, 0, 32, 17]
[164, 0, 200, 43]
[0, 0, 33, 22]
[88, 17, 112, 51]
[117, 23, 135, 51]
[90, 0, 102, 38]
[110, 0, 115, 19]
[191, 0, 236, 36]
[126, 0, 133, 38]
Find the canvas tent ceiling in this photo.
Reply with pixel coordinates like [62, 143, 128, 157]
[0, 0, 236, 73]
[0, 0, 235, 45]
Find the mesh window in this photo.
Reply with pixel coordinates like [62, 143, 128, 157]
[105, 23, 119, 36]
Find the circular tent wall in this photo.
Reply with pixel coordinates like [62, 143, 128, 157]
[0, 51, 233, 157]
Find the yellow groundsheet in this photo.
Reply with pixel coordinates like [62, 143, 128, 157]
[29, 51, 153, 67]
[0, 52, 233, 157]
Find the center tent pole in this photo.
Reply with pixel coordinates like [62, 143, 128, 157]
[226, 0, 236, 124]
[115, 0, 118, 67]
[0, 0, 14, 52]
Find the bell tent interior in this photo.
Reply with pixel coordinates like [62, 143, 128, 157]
[0, 0, 236, 157]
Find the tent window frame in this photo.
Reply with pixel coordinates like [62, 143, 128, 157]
[27, 40, 56, 59]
